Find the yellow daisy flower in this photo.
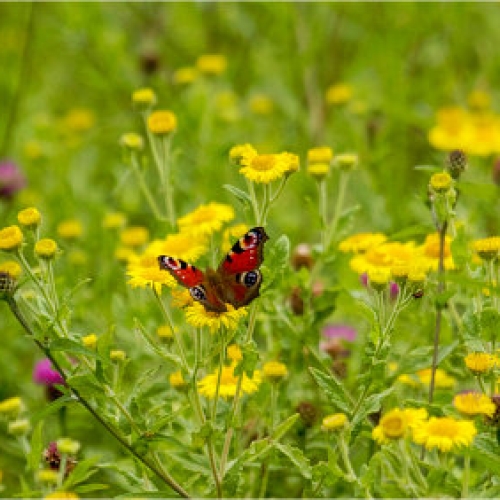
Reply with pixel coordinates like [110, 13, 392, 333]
[197, 362, 261, 399]
[184, 301, 247, 334]
[127, 253, 176, 294]
[372, 408, 408, 444]
[417, 368, 456, 388]
[120, 226, 149, 248]
[17, 207, 42, 228]
[338, 232, 387, 254]
[429, 171, 453, 193]
[349, 241, 416, 275]
[169, 370, 187, 389]
[146, 232, 208, 263]
[229, 143, 258, 166]
[227, 344, 243, 363]
[0, 225, 23, 251]
[464, 352, 498, 374]
[412, 416, 477, 452]
[147, 110, 177, 135]
[239, 153, 290, 184]
[34, 238, 58, 260]
[102, 212, 127, 229]
[196, 54, 227, 75]
[473, 236, 500, 261]
[177, 202, 234, 238]
[263, 361, 288, 381]
[0, 261, 22, 279]
[453, 391, 496, 417]
[403, 408, 428, 429]
[171, 289, 194, 309]
[307, 146, 333, 164]
[428, 106, 473, 153]
[415, 233, 455, 271]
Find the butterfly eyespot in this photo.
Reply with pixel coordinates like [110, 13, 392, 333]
[241, 270, 260, 288]
[190, 285, 207, 302]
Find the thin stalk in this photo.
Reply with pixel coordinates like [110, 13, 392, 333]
[129, 152, 164, 221]
[429, 222, 448, 404]
[246, 179, 260, 225]
[325, 170, 350, 248]
[161, 135, 176, 226]
[211, 331, 226, 422]
[462, 451, 470, 498]
[338, 431, 357, 482]
[319, 179, 328, 251]
[258, 383, 278, 498]
[6, 297, 190, 498]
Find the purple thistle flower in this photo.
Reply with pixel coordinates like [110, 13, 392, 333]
[33, 359, 65, 386]
[390, 281, 400, 300]
[0, 160, 26, 199]
[322, 324, 357, 342]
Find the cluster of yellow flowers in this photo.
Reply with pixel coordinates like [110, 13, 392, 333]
[397, 367, 456, 389]
[372, 407, 477, 452]
[428, 91, 500, 156]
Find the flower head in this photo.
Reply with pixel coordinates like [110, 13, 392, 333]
[322, 413, 348, 431]
[173, 66, 198, 85]
[147, 110, 177, 135]
[412, 416, 477, 452]
[56, 437, 80, 455]
[184, 301, 247, 334]
[102, 212, 127, 229]
[0, 225, 23, 251]
[169, 370, 187, 389]
[229, 143, 258, 166]
[127, 253, 176, 294]
[177, 202, 234, 238]
[372, 408, 408, 444]
[33, 359, 65, 387]
[35, 238, 58, 260]
[110, 350, 126, 362]
[57, 220, 83, 240]
[197, 363, 261, 399]
[120, 226, 149, 248]
[326, 83, 353, 105]
[473, 237, 500, 261]
[263, 361, 288, 381]
[0, 396, 22, 415]
[82, 334, 97, 349]
[454, 391, 496, 417]
[44, 492, 79, 499]
[17, 207, 41, 228]
[307, 163, 330, 180]
[430, 171, 453, 193]
[120, 132, 144, 151]
[0, 160, 26, 199]
[196, 54, 227, 75]
[0, 260, 22, 279]
[465, 352, 498, 374]
[335, 153, 359, 171]
[339, 233, 387, 254]
[417, 368, 456, 388]
[240, 153, 291, 184]
[146, 232, 208, 263]
[157, 325, 174, 340]
[227, 344, 243, 363]
[307, 146, 333, 164]
[132, 87, 157, 109]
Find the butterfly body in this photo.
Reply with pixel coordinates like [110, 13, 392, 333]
[158, 227, 269, 313]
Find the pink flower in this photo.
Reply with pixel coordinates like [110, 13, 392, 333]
[390, 281, 399, 300]
[33, 359, 64, 386]
[0, 160, 26, 199]
[322, 324, 357, 342]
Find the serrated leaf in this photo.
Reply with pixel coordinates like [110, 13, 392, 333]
[274, 443, 311, 479]
[309, 368, 352, 413]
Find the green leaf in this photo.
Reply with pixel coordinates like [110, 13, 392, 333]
[27, 421, 44, 472]
[274, 443, 312, 479]
[50, 338, 102, 359]
[30, 394, 74, 425]
[480, 308, 500, 338]
[66, 374, 104, 399]
[351, 387, 393, 431]
[74, 484, 110, 494]
[234, 340, 259, 377]
[223, 184, 252, 207]
[272, 413, 299, 441]
[450, 224, 469, 268]
[395, 341, 458, 374]
[434, 289, 456, 309]
[309, 368, 352, 414]
[471, 434, 500, 476]
[62, 456, 101, 489]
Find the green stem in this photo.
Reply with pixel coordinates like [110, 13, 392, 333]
[462, 451, 470, 498]
[247, 179, 260, 225]
[319, 179, 328, 251]
[338, 430, 357, 482]
[325, 170, 350, 248]
[211, 330, 227, 421]
[129, 152, 164, 221]
[258, 383, 278, 498]
[161, 135, 176, 227]
[5, 297, 190, 498]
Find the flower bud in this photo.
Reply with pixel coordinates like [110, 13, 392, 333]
[147, 110, 177, 135]
[321, 413, 348, 432]
[8, 418, 30, 436]
[335, 153, 358, 171]
[82, 334, 98, 349]
[120, 132, 144, 151]
[263, 361, 288, 382]
[131, 87, 157, 111]
[291, 243, 314, 270]
[110, 350, 126, 362]
[446, 150, 467, 179]
[0, 225, 23, 252]
[56, 437, 80, 455]
[17, 207, 41, 229]
[35, 238, 58, 260]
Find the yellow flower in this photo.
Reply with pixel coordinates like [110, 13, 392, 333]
[335, 153, 359, 171]
[428, 106, 472, 152]
[473, 236, 500, 261]
[102, 212, 127, 229]
[120, 226, 149, 248]
[240, 153, 290, 184]
[417, 368, 456, 388]
[339, 233, 387, 254]
[281, 151, 300, 173]
[372, 408, 408, 444]
[227, 344, 243, 363]
[17, 207, 41, 228]
[146, 232, 208, 263]
[0, 225, 23, 251]
[349, 241, 416, 275]
[263, 361, 288, 381]
[307, 147, 333, 164]
[367, 267, 391, 289]
[127, 253, 176, 294]
[391, 263, 410, 282]
[322, 413, 348, 431]
[169, 370, 186, 389]
[307, 163, 330, 179]
[397, 374, 421, 388]
[82, 334, 98, 349]
[157, 325, 174, 340]
[196, 54, 227, 75]
[465, 352, 498, 374]
[412, 416, 477, 452]
[63, 108, 95, 133]
[222, 224, 249, 253]
[147, 110, 177, 135]
[44, 492, 79, 499]
[184, 301, 247, 334]
[453, 391, 496, 417]
[9, 419, 30, 435]
[403, 408, 428, 429]
[35, 238, 58, 259]
[173, 66, 199, 85]
[120, 132, 144, 151]
[132, 87, 157, 108]
[249, 94, 274, 115]
[430, 171, 453, 193]
[177, 202, 234, 238]
[37, 469, 59, 484]
[110, 350, 126, 362]
[114, 246, 135, 263]
[57, 437, 81, 454]
[0, 261, 22, 279]
[416, 233, 455, 271]
[197, 362, 261, 399]
[407, 268, 427, 288]
[0, 396, 22, 415]
[326, 83, 353, 105]
[171, 288, 194, 309]
[57, 220, 83, 240]
[466, 113, 500, 156]
[229, 143, 258, 166]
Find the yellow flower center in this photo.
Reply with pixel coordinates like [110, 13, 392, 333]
[381, 413, 407, 438]
[426, 417, 458, 437]
[251, 154, 276, 171]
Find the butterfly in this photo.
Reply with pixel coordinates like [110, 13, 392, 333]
[158, 227, 269, 313]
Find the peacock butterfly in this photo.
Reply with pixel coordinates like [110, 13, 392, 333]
[158, 227, 269, 313]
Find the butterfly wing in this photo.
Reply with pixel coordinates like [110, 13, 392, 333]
[158, 256, 228, 313]
[217, 227, 269, 308]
